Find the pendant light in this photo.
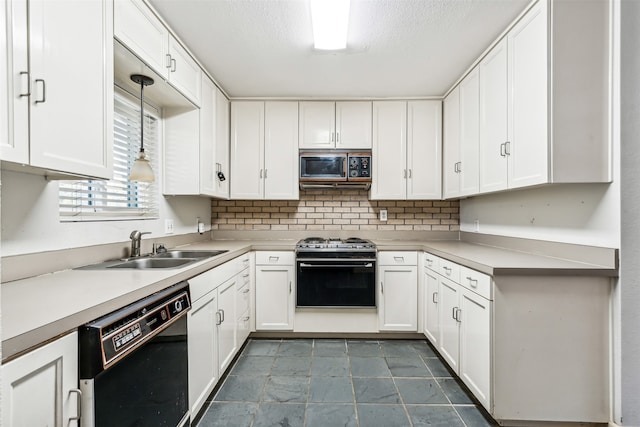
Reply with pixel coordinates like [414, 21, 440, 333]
[129, 74, 155, 182]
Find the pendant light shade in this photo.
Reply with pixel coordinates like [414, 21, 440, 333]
[129, 74, 155, 182]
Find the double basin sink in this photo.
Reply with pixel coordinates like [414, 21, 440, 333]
[78, 250, 229, 270]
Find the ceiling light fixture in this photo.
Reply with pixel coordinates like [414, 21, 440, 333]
[129, 74, 155, 182]
[310, 0, 350, 50]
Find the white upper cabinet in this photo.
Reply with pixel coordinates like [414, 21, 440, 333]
[231, 101, 299, 200]
[449, 0, 610, 198]
[479, 38, 509, 193]
[371, 101, 407, 199]
[371, 100, 442, 200]
[199, 75, 217, 196]
[459, 68, 480, 197]
[335, 102, 373, 149]
[115, 0, 202, 106]
[1, 0, 113, 179]
[299, 101, 372, 149]
[213, 86, 230, 199]
[407, 100, 442, 200]
[443, 87, 461, 199]
[443, 69, 479, 200]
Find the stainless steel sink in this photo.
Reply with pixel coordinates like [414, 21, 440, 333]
[107, 258, 195, 269]
[75, 249, 228, 270]
[154, 250, 228, 259]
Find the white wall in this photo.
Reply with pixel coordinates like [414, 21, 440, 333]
[0, 170, 212, 256]
[460, 182, 619, 248]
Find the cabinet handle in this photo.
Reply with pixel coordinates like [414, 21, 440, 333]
[456, 308, 462, 322]
[264, 169, 268, 178]
[505, 141, 511, 156]
[35, 79, 46, 103]
[381, 282, 384, 294]
[259, 169, 263, 178]
[331, 132, 335, 142]
[466, 276, 478, 288]
[171, 58, 177, 72]
[403, 169, 407, 179]
[442, 266, 452, 276]
[457, 162, 462, 173]
[69, 389, 82, 421]
[166, 54, 172, 68]
[432, 292, 438, 303]
[500, 143, 506, 157]
[243, 288, 250, 294]
[19, 71, 30, 97]
[215, 310, 222, 325]
[220, 309, 225, 323]
[408, 169, 412, 178]
[289, 281, 292, 293]
[336, 132, 340, 142]
[243, 316, 250, 321]
[452, 307, 457, 320]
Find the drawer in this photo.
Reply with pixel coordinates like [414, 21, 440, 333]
[255, 251, 294, 265]
[460, 266, 492, 300]
[438, 257, 460, 283]
[378, 251, 418, 266]
[237, 281, 251, 315]
[189, 261, 235, 302]
[236, 252, 250, 273]
[423, 252, 440, 272]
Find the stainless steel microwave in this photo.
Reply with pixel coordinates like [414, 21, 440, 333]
[299, 152, 371, 184]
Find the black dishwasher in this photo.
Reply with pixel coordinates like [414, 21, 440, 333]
[79, 282, 191, 427]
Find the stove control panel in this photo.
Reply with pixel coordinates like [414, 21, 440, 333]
[347, 154, 371, 180]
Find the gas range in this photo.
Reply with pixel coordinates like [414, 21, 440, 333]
[295, 237, 376, 258]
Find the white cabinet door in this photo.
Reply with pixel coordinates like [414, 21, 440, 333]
[2, 332, 79, 427]
[26, 0, 113, 179]
[167, 35, 202, 106]
[264, 102, 299, 200]
[458, 67, 480, 197]
[335, 101, 372, 149]
[236, 275, 252, 345]
[213, 87, 230, 199]
[1, 0, 29, 164]
[459, 287, 491, 409]
[423, 267, 440, 346]
[479, 38, 508, 194]
[378, 265, 418, 331]
[114, 0, 168, 78]
[163, 107, 199, 195]
[407, 100, 442, 200]
[255, 264, 295, 330]
[371, 101, 407, 200]
[508, 0, 548, 189]
[299, 101, 335, 149]
[218, 277, 237, 374]
[188, 291, 218, 417]
[199, 75, 216, 196]
[443, 87, 461, 199]
[230, 101, 264, 199]
[438, 277, 460, 371]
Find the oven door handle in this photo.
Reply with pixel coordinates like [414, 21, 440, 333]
[299, 263, 374, 268]
[296, 258, 377, 262]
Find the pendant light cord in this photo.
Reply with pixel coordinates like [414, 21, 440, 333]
[139, 80, 145, 153]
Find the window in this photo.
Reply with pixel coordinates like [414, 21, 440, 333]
[59, 89, 159, 221]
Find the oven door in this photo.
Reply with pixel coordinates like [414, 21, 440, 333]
[296, 258, 376, 307]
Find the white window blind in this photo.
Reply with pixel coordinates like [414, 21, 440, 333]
[59, 90, 159, 221]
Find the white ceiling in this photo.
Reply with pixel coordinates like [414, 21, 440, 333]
[147, 0, 531, 99]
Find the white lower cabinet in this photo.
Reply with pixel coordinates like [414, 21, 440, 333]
[1, 332, 80, 427]
[255, 252, 295, 331]
[423, 252, 492, 410]
[378, 252, 418, 331]
[187, 253, 252, 418]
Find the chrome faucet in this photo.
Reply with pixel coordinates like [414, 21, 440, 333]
[129, 230, 151, 257]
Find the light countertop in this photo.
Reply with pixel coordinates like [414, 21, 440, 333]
[1, 237, 617, 361]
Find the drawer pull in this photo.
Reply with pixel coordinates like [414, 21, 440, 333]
[243, 273, 250, 278]
[426, 258, 433, 266]
[442, 266, 452, 275]
[269, 256, 279, 262]
[243, 316, 250, 321]
[394, 257, 404, 263]
[466, 276, 478, 287]
[243, 289, 250, 294]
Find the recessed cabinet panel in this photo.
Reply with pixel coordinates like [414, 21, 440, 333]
[255, 257, 295, 331]
[458, 68, 480, 197]
[407, 100, 442, 200]
[443, 87, 461, 199]
[299, 101, 335, 149]
[167, 35, 202, 107]
[214, 87, 230, 199]
[264, 102, 299, 199]
[371, 101, 407, 200]
[230, 101, 265, 199]
[335, 101, 372, 149]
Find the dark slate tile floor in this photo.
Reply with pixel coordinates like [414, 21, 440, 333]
[196, 339, 498, 427]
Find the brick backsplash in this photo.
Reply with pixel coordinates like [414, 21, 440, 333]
[211, 190, 460, 231]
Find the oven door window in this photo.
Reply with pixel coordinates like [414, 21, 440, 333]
[297, 260, 376, 307]
[300, 156, 346, 179]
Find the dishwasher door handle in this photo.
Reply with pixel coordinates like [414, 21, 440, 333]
[299, 263, 374, 268]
